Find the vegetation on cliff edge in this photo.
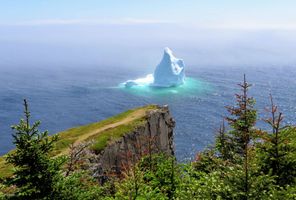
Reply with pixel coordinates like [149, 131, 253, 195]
[0, 76, 296, 199]
[0, 105, 157, 178]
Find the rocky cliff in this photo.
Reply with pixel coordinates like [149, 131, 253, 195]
[86, 105, 175, 182]
[0, 105, 175, 179]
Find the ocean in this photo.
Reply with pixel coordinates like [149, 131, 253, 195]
[1, 65, 296, 161]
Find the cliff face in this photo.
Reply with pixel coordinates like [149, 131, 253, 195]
[90, 105, 175, 181]
[0, 105, 175, 179]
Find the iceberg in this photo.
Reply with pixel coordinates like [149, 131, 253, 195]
[124, 74, 154, 88]
[123, 48, 185, 88]
[152, 47, 185, 87]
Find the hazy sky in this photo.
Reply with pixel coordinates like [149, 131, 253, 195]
[1, 0, 296, 29]
[0, 1, 296, 68]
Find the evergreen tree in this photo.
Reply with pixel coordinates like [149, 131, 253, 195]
[257, 95, 296, 186]
[225, 75, 257, 199]
[215, 120, 233, 161]
[225, 75, 257, 155]
[6, 99, 62, 199]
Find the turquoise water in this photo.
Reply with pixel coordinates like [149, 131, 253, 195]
[119, 77, 212, 97]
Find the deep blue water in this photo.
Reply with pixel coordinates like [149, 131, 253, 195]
[1, 65, 296, 161]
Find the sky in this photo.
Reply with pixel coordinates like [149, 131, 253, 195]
[0, 1, 296, 68]
[1, 0, 296, 29]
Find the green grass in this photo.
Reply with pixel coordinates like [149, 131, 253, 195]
[0, 104, 158, 178]
[0, 157, 13, 178]
[89, 117, 146, 153]
[52, 104, 156, 155]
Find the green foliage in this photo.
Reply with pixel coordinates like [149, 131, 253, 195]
[139, 154, 180, 199]
[112, 154, 180, 200]
[215, 121, 234, 161]
[0, 105, 157, 178]
[177, 165, 234, 200]
[255, 95, 296, 187]
[256, 126, 296, 186]
[113, 169, 167, 200]
[5, 100, 64, 200]
[0, 184, 6, 200]
[192, 150, 279, 199]
[225, 75, 257, 157]
[52, 172, 105, 200]
[192, 148, 226, 173]
[217, 75, 257, 199]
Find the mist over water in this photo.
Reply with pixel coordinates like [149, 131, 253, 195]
[1, 24, 296, 160]
[1, 24, 296, 68]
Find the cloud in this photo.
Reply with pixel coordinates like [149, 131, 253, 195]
[190, 21, 296, 30]
[0, 18, 174, 26]
[115, 18, 173, 25]
[2, 18, 296, 30]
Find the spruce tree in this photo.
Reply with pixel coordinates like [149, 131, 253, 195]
[225, 75, 257, 155]
[6, 99, 62, 199]
[225, 75, 257, 199]
[215, 120, 232, 161]
[257, 95, 296, 186]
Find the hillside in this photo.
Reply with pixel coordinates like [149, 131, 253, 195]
[0, 105, 159, 178]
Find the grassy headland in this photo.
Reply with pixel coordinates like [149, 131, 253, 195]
[0, 104, 158, 178]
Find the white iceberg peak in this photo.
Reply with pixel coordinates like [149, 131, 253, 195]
[152, 48, 185, 87]
[123, 48, 186, 88]
[164, 47, 173, 55]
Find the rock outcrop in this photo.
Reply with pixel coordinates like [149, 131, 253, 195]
[88, 105, 175, 182]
